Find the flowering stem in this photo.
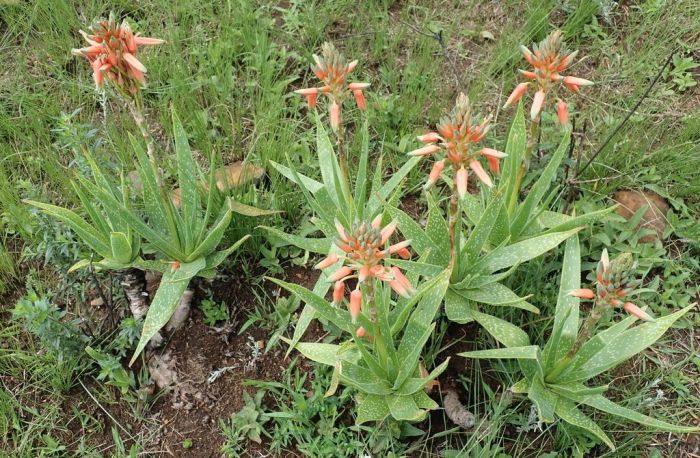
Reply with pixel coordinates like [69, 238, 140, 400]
[365, 279, 389, 368]
[126, 95, 159, 180]
[509, 116, 540, 214]
[546, 299, 606, 382]
[335, 122, 350, 188]
[447, 177, 460, 277]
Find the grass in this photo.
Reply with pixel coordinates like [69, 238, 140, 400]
[1, 0, 699, 456]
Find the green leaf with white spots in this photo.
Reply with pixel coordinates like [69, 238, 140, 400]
[393, 269, 450, 388]
[460, 191, 484, 225]
[315, 116, 342, 208]
[510, 129, 571, 238]
[511, 378, 530, 393]
[543, 206, 617, 235]
[387, 259, 444, 277]
[387, 205, 435, 261]
[201, 235, 250, 273]
[388, 395, 426, 422]
[462, 192, 504, 263]
[172, 110, 202, 252]
[187, 205, 232, 261]
[528, 377, 558, 423]
[258, 226, 331, 254]
[574, 394, 700, 433]
[471, 308, 530, 348]
[367, 156, 421, 216]
[537, 210, 569, 229]
[269, 161, 323, 194]
[340, 362, 393, 395]
[109, 232, 135, 264]
[356, 394, 390, 425]
[393, 322, 435, 390]
[424, 193, 450, 264]
[455, 282, 538, 313]
[459, 345, 540, 360]
[413, 390, 439, 410]
[555, 398, 615, 450]
[289, 342, 342, 366]
[482, 228, 580, 273]
[549, 383, 608, 399]
[501, 101, 526, 212]
[543, 234, 580, 370]
[325, 364, 341, 398]
[444, 289, 475, 324]
[397, 358, 450, 395]
[130, 258, 205, 365]
[562, 304, 695, 382]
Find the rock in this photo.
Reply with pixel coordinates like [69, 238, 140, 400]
[148, 350, 179, 390]
[613, 190, 669, 243]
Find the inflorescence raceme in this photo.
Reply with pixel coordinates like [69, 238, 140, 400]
[409, 93, 506, 196]
[294, 42, 370, 131]
[503, 30, 593, 123]
[315, 216, 415, 325]
[72, 13, 164, 94]
[569, 250, 653, 321]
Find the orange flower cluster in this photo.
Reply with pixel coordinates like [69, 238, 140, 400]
[72, 13, 164, 93]
[569, 250, 652, 321]
[504, 30, 592, 123]
[409, 93, 505, 196]
[295, 42, 369, 131]
[315, 216, 415, 324]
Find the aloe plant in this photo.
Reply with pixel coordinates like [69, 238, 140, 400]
[460, 234, 698, 450]
[263, 115, 421, 351]
[28, 110, 271, 364]
[272, 268, 451, 424]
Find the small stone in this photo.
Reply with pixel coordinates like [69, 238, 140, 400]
[90, 297, 104, 307]
[613, 190, 669, 243]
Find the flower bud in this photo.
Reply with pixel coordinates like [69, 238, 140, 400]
[417, 132, 442, 144]
[556, 98, 569, 125]
[328, 266, 352, 282]
[315, 254, 339, 270]
[530, 89, 545, 120]
[333, 281, 345, 304]
[330, 101, 341, 131]
[408, 144, 441, 157]
[456, 167, 469, 198]
[568, 288, 595, 299]
[503, 82, 530, 108]
[623, 302, 654, 322]
[469, 160, 492, 187]
[349, 289, 362, 323]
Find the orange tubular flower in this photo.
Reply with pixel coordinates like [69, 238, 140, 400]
[316, 217, 416, 309]
[294, 42, 369, 131]
[570, 250, 654, 321]
[504, 30, 592, 123]
[409, 93, 505, 191]
[72, 13, 164, 94]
